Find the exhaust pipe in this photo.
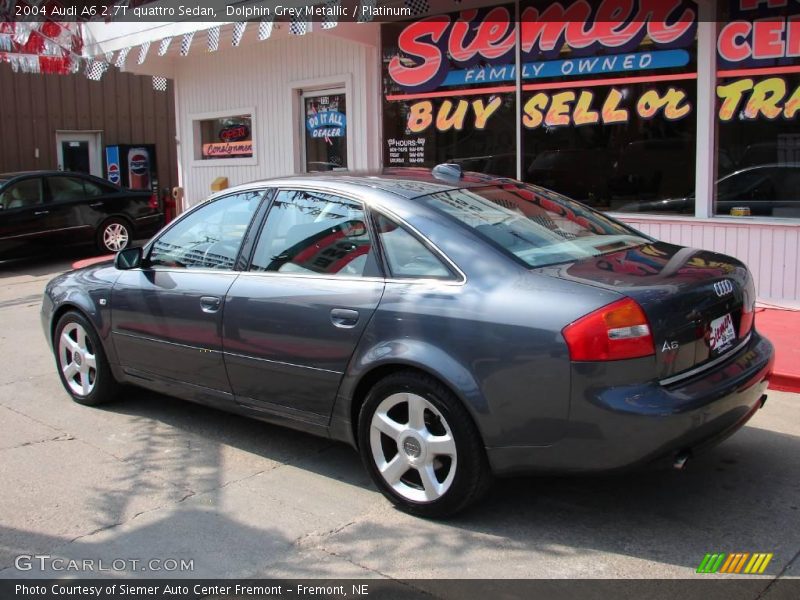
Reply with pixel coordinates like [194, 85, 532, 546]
[759, 394, 768, 408]
[673, 451, 691, 470]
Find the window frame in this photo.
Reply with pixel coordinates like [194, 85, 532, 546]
[189, 107, 257, 168]
[141, 187, 268, 273]
[369, 209, 461, 282]
[417, 184, 653, 271]
[244, 186, 383, 280]
[0, 176, 45, 211]
[45, 175, 94, 205]
[237, 186, 466, 284]
[300, 88, 349, 174]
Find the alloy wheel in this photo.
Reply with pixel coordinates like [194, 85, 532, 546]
[369, 392, 458, 503]
[103, 223, 129, 252]
[58, 322, 97, 396]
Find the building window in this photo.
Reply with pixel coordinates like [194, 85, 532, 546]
[303, 92, 348, 172]
[195, 113, 253, 160]
[715, 1, 800, 218]
[380, 0, 699, 214]
[381, 4, 518, 179]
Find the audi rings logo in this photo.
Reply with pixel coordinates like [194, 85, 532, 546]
[714, 280, 734, 297]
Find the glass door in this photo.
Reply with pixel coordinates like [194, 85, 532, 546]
[302, 90, 348, 172]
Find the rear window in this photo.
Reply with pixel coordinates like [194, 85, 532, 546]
[420, 185, 650, 268]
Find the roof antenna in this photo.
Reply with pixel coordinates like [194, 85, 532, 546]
[432, 163, 463, 182]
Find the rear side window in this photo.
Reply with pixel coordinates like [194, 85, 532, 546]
[49, 177, 87, 203]
[83, 179, 115, 197]
[0, 179, 43, 209]
[420, 185, 649, 268]
[250, 189, 375, 277]
[148, 191, 261, 270]
[374, 213, 452, 279]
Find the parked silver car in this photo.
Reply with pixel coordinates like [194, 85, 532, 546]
[41, 167, 774, 517]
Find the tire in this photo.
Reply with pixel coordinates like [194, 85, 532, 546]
[358, 371, 492, 518]
[97, 218, 132, 253]
[53, 311, 122, 406]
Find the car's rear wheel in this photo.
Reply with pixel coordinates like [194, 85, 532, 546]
[97, 218, 131, 253]
[54, 311, 121, 406]
[358, 371, 491, 518]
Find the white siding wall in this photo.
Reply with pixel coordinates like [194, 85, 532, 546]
[173, 33, 379, 205]
[619, 216, 800, 305]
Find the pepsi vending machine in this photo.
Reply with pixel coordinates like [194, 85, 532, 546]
[104, 145, 158, 193]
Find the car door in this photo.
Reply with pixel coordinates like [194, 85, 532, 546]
[222, 188, 385, 422]
[111, 189, 265, 394]
[44, 175, 98, 245]
[75, 176, 125, 228]
[0, 177, 49, 257]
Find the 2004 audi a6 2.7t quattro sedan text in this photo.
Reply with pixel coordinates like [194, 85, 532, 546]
[41, 167, 774, 517]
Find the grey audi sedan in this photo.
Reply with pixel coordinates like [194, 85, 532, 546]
[41, 167, 774, 517]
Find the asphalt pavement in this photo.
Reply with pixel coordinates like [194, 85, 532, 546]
[0, 251, 798, 590]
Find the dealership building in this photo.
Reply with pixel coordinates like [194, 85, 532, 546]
[80, 0, 800, 304]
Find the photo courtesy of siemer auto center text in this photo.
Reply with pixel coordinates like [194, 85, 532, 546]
[0, 0, 798, 599]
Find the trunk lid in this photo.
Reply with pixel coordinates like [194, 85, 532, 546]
[541, 241, 756, 380]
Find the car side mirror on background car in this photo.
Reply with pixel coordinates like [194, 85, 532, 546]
[115, 246, 143, 270]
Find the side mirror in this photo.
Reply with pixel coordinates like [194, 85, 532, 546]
[115, 246, 143, 270]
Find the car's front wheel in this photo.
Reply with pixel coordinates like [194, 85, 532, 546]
[97, 218, 131, 253]
[358, 371, 492, 518]
[54, 311, 121, 406]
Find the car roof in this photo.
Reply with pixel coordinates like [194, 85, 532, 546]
[0, 170, 94, 179]
[219, 168, 512, 201]
[721, 163, 800, 178]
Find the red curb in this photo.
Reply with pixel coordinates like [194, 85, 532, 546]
[71, 255, 114, 270]
[756, 307, 800, 393]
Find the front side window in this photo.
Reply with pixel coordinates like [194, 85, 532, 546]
[48, 177, 87, 203]
[374, 213, 452, 279]
[250, 190, 373, 277]
[421, 185, 649, 268]
[0, 179, 43, 210]
[148, 191, 262, 270]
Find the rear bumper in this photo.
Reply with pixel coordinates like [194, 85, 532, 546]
[487, 332, 774, 476]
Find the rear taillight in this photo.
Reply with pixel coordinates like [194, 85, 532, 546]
[148, 194, 159, 210]
[739, 307, 754, 337]
[562, 298, 655, 361]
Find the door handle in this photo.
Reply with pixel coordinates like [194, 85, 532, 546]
[34, 210, 50, 216]
[331, 308, 359, 329]
[200, 296, 221, 313]
[89, 202, 103, 208]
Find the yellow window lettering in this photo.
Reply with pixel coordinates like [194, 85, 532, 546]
[717, 79, 753, 121]
[472, 96, 502, 129]
[435, 100, 469, 131]
[407, 101, 433, 133]
[784, 84, 800, 119]
[522, 94, 548, 129]
[602, 88, 628, 124]
[744, 77, 786, 120]
[573, 91, 600, 125]
[545, 91, 575, 127]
